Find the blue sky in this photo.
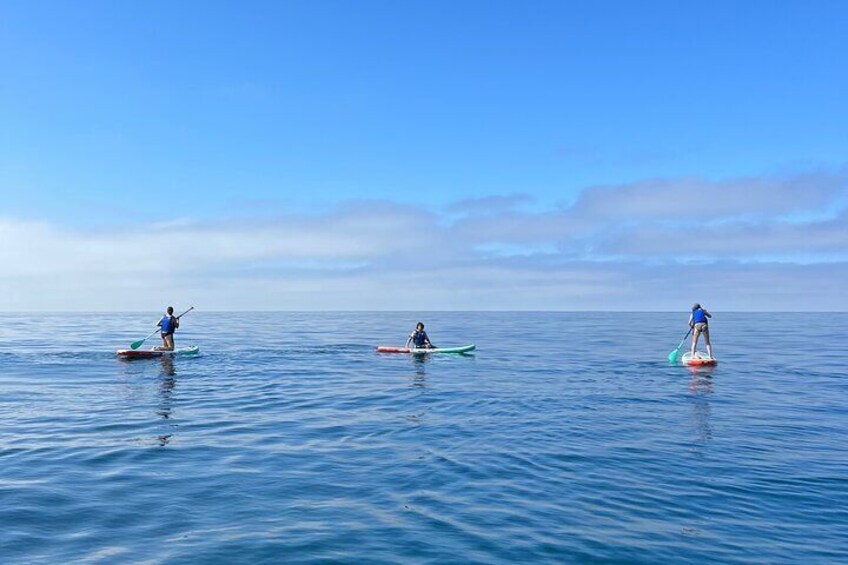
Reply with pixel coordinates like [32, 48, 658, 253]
[1, 1, 846, 310]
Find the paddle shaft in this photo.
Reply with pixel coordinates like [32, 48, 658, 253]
[175, 306, 195, 320]
[667, 327, 693, 362]
[675, 327, 693, 351]
[139, 328, 161, 342]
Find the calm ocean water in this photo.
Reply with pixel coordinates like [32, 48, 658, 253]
[0, 312, 845, 564]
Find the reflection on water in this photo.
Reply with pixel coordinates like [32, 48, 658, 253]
[406, 356, 429, 425]
[411, 354, 428, 383]
[157, 357, 176, 446]
[159, 356, 176, 378]
[688, 372, 714, 442]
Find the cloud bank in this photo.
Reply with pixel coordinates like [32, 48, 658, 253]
[1, 171, 846, 311]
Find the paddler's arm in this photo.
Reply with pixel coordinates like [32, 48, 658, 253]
[688, 314, 694, 328]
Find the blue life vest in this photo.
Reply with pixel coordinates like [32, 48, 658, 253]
[160, 315, 175, 334]
[411, 330, 428, 347]
[692, 308, 708, 324]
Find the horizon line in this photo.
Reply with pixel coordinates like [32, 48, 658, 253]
[1, 309, 844, 314]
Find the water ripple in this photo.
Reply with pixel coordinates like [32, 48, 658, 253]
[0, 312, 846, 563]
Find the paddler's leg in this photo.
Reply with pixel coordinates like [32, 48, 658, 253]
[703, 328, 713, 359]
[166, 334, 175, 351]
[690, 326, 700, 357]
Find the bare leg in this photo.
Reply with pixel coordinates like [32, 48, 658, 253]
[690, 327, 700, 357]
[703, 329, 713, 359]
[166, 335, 175, 351]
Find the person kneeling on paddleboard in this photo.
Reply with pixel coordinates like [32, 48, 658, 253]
[688, 303, 713, 359]
[157, 306, 180, 351]
[406, 322, 435, 350]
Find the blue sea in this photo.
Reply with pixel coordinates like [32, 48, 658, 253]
[1, 312, 846, 564]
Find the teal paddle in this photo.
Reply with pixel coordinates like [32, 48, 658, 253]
[130, 328, 161, 350]
[130, 306, 194, 349]
[667, 327, 692, 363]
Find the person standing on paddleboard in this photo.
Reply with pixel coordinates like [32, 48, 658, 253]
[157, 306, 180, 351]
[688, 303, 713, 359]
[406, 322, 435, 350]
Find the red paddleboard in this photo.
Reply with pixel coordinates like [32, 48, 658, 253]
[117, 345, 200, 359]
[681, 352, 717, 366]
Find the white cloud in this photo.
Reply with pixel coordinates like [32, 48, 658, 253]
[1, 170, 846, 310]
[571, 171, 846, 221]
[599, 213, 848, 260]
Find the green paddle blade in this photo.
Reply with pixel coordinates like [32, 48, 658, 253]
[668, 348, 681, 363]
